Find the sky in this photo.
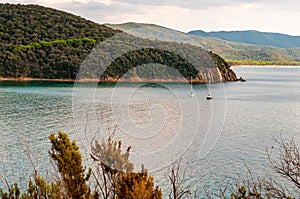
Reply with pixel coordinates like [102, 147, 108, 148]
[1, 0, 300, 36]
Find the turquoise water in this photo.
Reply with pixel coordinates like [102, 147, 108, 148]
[0, 66, 300, 196]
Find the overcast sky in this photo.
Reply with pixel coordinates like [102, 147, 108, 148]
[1, 0, 300, 36]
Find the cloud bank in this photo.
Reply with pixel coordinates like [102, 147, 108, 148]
[1, 0, 299, 35]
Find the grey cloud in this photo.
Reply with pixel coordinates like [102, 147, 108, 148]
[1, 0, 299, 35]
[2, 0, 298, 12]
[0, 0, 39, 3]
[111, 0, 286, 9]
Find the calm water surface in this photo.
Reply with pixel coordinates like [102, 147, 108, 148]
[0, 66, 300, 196]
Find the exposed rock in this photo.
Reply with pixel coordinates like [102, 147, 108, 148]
[239, 77, 246, 82]
[208, 51, 238, 82]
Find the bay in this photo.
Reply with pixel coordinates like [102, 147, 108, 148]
[0, 66, 300, 196]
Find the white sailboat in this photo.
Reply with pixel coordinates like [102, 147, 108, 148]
[189, 76, 195, 97]
[206, 82, 213, 100]
[206, 91, 213, 100]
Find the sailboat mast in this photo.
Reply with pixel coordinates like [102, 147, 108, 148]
[189, 76, 195, 97]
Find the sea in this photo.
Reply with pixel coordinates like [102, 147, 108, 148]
[0, 66, 300, 197]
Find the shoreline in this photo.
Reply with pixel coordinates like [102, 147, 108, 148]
[0, 77, 211, 83]
[231, 65, 300, 68]
[0, 77, 76, 82]
[227, 60, 300, 66]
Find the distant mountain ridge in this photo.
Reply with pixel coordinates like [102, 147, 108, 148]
[188, 30, 300, 49]
[108, 23, 300, 63]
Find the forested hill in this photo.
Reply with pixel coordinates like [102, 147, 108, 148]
[0, 3, 237, 82]
[0, 3, 119, 79]
[188, 30, 300, 49]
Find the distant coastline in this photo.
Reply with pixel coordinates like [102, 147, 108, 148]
[227, 60, 300, 66]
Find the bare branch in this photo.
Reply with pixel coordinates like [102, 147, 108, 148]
[268, 136, 300, 190]
[168, 161, 191, 199]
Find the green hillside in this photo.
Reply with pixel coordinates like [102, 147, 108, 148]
[0, 3, 118, 79]
[0, 4, 237, 82]
[109, 23, 300, 64]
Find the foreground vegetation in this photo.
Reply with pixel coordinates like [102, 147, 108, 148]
[0, 131, 299, 198]
[0, 131, 162, 199]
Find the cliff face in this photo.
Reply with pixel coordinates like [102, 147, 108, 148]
[196, 67, 237, 83]
[208, 51, 238, 82]
[215, 67, 238, 82]
[0, 3, 238, 83]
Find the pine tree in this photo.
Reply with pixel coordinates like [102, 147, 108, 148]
[49, 131, 91, 199]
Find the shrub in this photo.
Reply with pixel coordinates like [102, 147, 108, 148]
[116, 166, 162, 199]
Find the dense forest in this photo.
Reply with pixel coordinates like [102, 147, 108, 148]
[0, 3, 237, 82]
[0, 3, 118, 79]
